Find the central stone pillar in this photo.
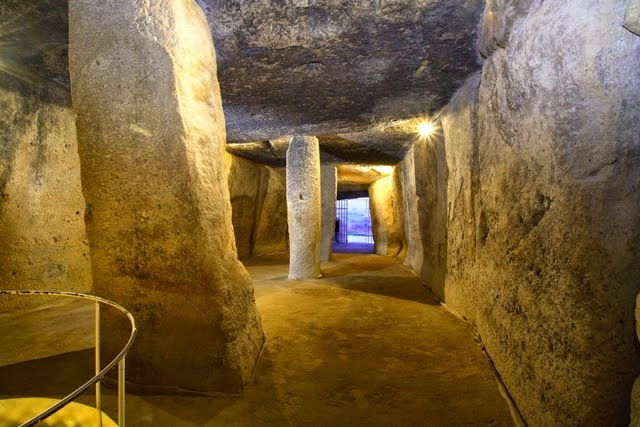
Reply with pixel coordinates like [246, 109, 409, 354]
[320, 166, 337, 262]
[286, 136, 322, 279]
[69, 0, 263, 393]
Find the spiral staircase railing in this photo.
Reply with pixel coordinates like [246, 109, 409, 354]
[0, 290, 137, 427]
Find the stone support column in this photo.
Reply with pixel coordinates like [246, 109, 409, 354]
[286, 136, 321, 279]
[69, 0, 263, 393]
[320, 166, 337, 262]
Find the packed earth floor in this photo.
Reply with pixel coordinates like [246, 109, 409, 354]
[0, 252, 514, 426]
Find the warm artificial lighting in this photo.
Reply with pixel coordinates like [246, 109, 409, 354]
[417, 121, 435, 138]
[371, 166, 393, 175]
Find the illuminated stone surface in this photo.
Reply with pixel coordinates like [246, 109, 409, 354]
[226, 152, 288, 258]
[410, 1, 640, 423]
[0, 74, 91, 314]
[252, 166, 289, 257]
[368, 174, 404, 258]
[320, 166, 337, 262]
[226, 153, 261, 259]
[286, 136, 321, 279]
[625, 0, 640, 35]
[69, 0, 263, 392]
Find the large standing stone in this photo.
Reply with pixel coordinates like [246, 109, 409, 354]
[0, 74, 91, 313]
[413, 130, 448, 299]
[252, 167, 289, 256]
[432, 0, 640, 424]
[320, 166, 337, 262]
[286, 136, 321, 279]
[400, 146, 424, 273]
[441, 72, 482, 318]
[225, 153, 261, 259]
[69, 0, 263, 393]
[369, 173, 404, 258]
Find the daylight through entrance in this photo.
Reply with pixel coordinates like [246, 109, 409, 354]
[334, 197, 373, 253]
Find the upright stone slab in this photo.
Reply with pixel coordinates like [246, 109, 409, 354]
[69, 0, 263, 393]
[320, 166, 337, 262]
[286, 136, 321, 279]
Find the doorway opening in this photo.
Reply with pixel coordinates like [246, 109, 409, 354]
[334, 197, 374, 253]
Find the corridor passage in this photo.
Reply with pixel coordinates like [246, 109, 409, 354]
[0, 253, 513, 426]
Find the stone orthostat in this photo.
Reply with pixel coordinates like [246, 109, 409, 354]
[69, 0, 263, 393]
[286, 135, 322, 279]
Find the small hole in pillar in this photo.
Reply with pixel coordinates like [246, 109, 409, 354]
[299, 193, 305, 200]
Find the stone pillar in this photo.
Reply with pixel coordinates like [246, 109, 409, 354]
[286, 136, 322, 279]
[320, 166, 337, 262]
[69, 0, 263, 393]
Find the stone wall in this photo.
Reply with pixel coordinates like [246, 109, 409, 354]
[369, 172, 405, 258]
[225, 152, 288, 259]
[405, 1, 640, 424]
[399, 147, 423, 273]
[0, 74, 91, 313]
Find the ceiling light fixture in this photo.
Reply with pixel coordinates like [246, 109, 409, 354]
[417, 121, 435, 138]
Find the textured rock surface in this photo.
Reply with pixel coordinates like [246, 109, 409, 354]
[336, 165, 392, 199]
[227, 122, 423, 168]
[251, 166, 289, 257]
[369, 174, 404, 258]
[6, 0, 485, 166]
[200, 0, 484, 142]
[0, 73, 91, 313]
[226, 154, 261, 259]
[286, 136, 321, 279]
[415, 131, 447, 299]
[69, 0, 263, 393]
[625, 0, 640, 35]
[399, 146, 423, 274]
[440, 73, 481, 317]
[398, 132, 447, 298]
[225, 152, 289, 258]
[478, 0, 535, 58]
[320, 166, 337, 262]
[433, 1, 640, 424]
[0, 0, 70, 88]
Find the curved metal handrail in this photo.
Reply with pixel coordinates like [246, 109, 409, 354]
[0, 290, 137, 427]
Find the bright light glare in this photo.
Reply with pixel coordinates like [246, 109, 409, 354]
[371, 166, 393, 175]
[417, 121, 435, 138]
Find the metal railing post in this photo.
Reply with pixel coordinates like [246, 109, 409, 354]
[95, 301, 103, 427]
[0, 290, 136, 427]
[118, 357, 126, 427]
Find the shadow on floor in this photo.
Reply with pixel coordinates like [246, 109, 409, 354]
[322, 274, 441, 306]
[0, 349, 94, 399]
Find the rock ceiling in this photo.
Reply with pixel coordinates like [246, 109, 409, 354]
[2, 0, 484, 166]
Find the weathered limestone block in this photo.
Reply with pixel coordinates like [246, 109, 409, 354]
[472, 0, 640, 424]
[69, 0, 263, 392]
[625, 0, 640, 36]
[286, 136, 321, 279]
[369, 173, 404, 258]
[225, 153, 261, 259]
[478, 0, 537, 58]
[0, 73, 91, 313]
[391, 165, 407, 261]
[252, 166, 288, 256]
[400, 146, 424, 273]
[412, 131, 448, 300]
[441, 72, 482, 319]
[320, 166, 337, 262]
